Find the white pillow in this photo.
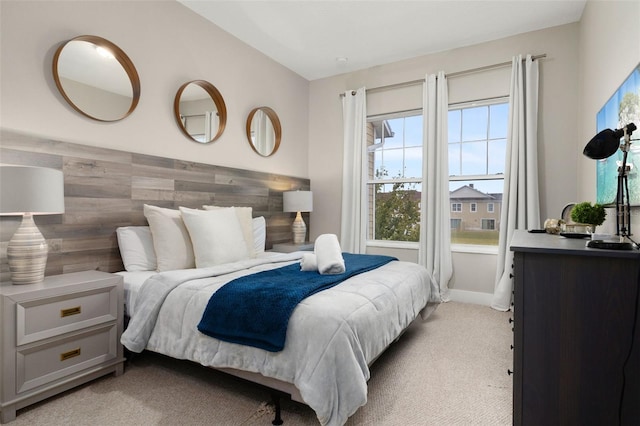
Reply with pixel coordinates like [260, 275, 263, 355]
[202, 205, 255, 258]
[252, 216, 266, 254]
[116, 226, 157, 272]
[180, 207, 249, 267]
[143, 204, 195, 271]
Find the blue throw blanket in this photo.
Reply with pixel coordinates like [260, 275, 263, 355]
[197, 253, 397, 352]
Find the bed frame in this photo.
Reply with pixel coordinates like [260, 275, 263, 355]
[215, 321, 413, 425]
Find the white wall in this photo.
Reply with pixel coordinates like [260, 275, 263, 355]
[577, 1, 640, 234]
[308, 23, 580, 296]
[0, 0, 309, 179]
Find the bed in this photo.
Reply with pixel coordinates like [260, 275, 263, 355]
[117, 205, 435, 426]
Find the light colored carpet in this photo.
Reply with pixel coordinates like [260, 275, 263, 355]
[12, 302, 513, 425]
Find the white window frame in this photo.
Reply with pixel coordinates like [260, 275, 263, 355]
[452, 203, 462, 212]
[449, 97, 508, 253]
[470, 203, 477, 212]
[363, 97, 508, 252]
[366, 109, 423, 247]
[487, 203, 494, 213]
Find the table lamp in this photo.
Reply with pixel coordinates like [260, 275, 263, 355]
[0, 166, 65, 284]
[283, 190, 312, 244]
[583, 122, 636, 249]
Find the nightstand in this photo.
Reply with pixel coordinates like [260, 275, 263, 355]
[0, 270, 125, 423]
[272, 242, 314, 253]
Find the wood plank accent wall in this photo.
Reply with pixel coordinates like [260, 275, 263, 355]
[0, 129, 310, 282]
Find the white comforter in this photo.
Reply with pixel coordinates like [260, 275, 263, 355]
[121, 252, 432, 426]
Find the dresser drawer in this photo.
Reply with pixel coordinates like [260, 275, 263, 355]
[16, 284, 119, 346]
[16, 323, 118, 393]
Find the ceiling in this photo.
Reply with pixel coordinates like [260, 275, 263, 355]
[178, 0, 586, 81]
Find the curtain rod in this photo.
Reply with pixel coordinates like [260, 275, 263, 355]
[339, 54, 546, 97]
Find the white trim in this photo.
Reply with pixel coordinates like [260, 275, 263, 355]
[448, 289, 495, 306]
[368, 241, 499, 254]
[448, 96, 509, 110]
[367, 177, 422, 185]
[366, 240, 418, 250]
[367, 109, 423, 122]
[451, 244, 498, 255]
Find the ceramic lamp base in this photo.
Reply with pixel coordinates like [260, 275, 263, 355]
[292, 211, 307, 245]
[7, 213, 48, 285]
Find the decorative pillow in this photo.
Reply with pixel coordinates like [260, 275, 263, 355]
[202, 205, 255, 258]
[180, 207, 249, 267]
[143, 204, 195, 271]
[252, 216, 266, 254]
[116, 226, 157, 272]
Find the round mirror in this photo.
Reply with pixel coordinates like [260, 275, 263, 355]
[174, 80, 227, 144]
[52, 35, 140, 122]
[246, 107, 281, 156]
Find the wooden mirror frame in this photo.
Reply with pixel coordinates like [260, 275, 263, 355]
[52, 35, 141, 122]
[246, 107, 282, 157]
[174, 80, 227, 143]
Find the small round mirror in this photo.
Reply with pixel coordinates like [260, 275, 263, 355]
[174, 80, 227, 143]
[246, 107, 281, 156]
[52, 35, 140, 122]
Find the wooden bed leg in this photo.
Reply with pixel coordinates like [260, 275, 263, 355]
[271, 392, 283, 425]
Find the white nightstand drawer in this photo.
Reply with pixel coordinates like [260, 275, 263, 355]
[16, 284, 119, 346]
[1, 271, 124, 423]
[16, 323, 118, 393]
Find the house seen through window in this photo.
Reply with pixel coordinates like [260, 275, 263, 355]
[366, 98, 508, 246]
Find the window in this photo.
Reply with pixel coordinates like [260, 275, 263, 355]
[367, 112, 423, 242]
[449, 99, 508, 246]
[365, 99, 507, 246]
[482, 219, 496, 230]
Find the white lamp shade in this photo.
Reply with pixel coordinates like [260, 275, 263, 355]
[0, 166, 65, 215]
[283, 190, 313, 213]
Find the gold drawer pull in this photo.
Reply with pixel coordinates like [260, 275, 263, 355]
[60, 348, 81, 361]
[61, 306, 81, 317]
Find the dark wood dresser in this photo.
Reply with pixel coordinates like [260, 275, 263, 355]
[511, 230, 640, 425]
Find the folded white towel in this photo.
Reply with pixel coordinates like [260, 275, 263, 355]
[314, 234, 345, 275]
[300, 252, 318, 271]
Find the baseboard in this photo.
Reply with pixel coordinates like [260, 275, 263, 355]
[448, 289, 494, 306]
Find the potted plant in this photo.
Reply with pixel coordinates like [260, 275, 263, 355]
[570, 202, 606, 233]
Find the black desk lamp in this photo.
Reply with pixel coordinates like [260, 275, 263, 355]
[583, 122, 637, 249]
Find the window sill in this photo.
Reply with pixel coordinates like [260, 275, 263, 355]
[366, 240, 498, 255]
[366, 240, 419, 250]
[451, 244, 498, 255]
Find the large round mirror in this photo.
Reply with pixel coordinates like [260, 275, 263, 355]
[246, 107, 281, 156]
[174, 80, 227, 144]
[52, 35, 140, 122]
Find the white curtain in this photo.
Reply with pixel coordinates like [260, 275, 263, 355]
[204, 111, 221, 142]
[252, 109, 275, 154]
[492, 55, 541, 311]
[340, 88, 367, 253]
[419, 72, 453, 308]
[204, 111, 214, 141]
